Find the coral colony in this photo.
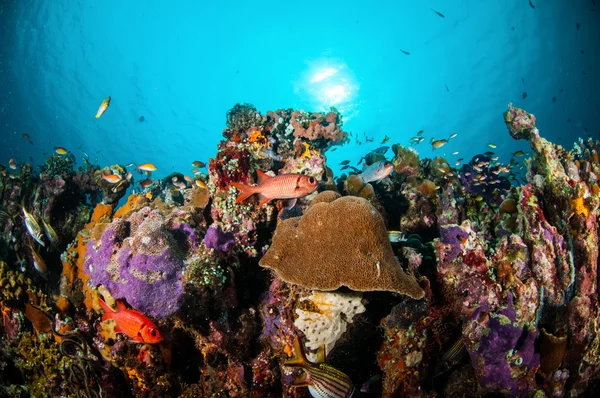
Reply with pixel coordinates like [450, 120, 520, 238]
[2, 103, 600, 397]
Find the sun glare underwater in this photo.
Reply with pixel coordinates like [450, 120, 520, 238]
[1, 1, 600, 397]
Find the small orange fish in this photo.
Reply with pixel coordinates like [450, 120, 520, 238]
[184, 175, 192, 183]
[98, 298, 163, 344]
[95, 96, 111, 118]
[139, 178, 154, 189]
[137, 163, 157, 172]
[231, 171, 319, 207]
[55, 147, 68, 155]
[9, 158, 17, 170]
[22, 133, 30, 140]
[102, 174, 122, 183]
[195, 179, 207, 189]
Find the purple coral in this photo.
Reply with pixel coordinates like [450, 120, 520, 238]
[84, 208, 188, 319]
[204, 224, 235, 254]
[439, 225, 469, 262]
[466, 305, 540, 396]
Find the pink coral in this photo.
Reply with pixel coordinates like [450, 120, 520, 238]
[290, 110, 347, 143]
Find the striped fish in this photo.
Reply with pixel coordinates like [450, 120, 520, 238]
[433, 337, 467, 378]
[42, 219, 60, 249]
[284, 335, 357, 398]
[21, 206, 45, 247]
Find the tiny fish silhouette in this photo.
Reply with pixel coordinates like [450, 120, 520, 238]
[431, 8, 445, 17]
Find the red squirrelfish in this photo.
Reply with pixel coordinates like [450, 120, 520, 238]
[358, 160, 394, 184]
[98, 298, 163, 344]
[231, 171, 318, 207]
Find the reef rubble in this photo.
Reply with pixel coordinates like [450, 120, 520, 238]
[1, 103, 600, 397]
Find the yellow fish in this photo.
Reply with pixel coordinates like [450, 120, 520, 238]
[55, 147, 68, 155]
[195, 179, 207, 189]
[95, 96, 111, 118]
[431, 139, 448, 149]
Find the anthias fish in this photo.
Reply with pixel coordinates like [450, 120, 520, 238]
[98, 298, 163, 344]
[102, 174, 122, 183]
[95, 96, 111, 118]
[139, 178, 155, 189]
[55, 147, 68, 155]
[284, 335, 357, 398]
[137, 163, 157, 172]
[231, 171, 318, 207]
[359, 160, 394, 183]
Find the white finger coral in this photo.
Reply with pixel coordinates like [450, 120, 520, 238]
[293, 291, 365, 361]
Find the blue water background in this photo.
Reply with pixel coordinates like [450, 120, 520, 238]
[1, 1, 599, 177]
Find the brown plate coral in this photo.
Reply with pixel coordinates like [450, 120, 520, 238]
[259, 194, 424, 299]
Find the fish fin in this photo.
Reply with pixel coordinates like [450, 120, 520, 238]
[230, 182, 256, 203]
[283, 335, 308, 368]
[114, 325, 125, 334]
[284, 198, 297, 210]
[316, 344, 326, 363]
[256, 170, 271, 184]
[98, 298, 114, 321]
[115, 300, 127, 312]
[134, 331, 145, 343]
[257, 194, 272, 207]
[290, 372, 311, 387]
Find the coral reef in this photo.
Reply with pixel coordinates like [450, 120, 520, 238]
[3, 102, 600, 396]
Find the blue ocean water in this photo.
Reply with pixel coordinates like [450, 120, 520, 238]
[1, 1, 599, 176]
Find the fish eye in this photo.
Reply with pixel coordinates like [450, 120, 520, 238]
[151, 329, 157, 336]
[308, 177, 315, 184]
